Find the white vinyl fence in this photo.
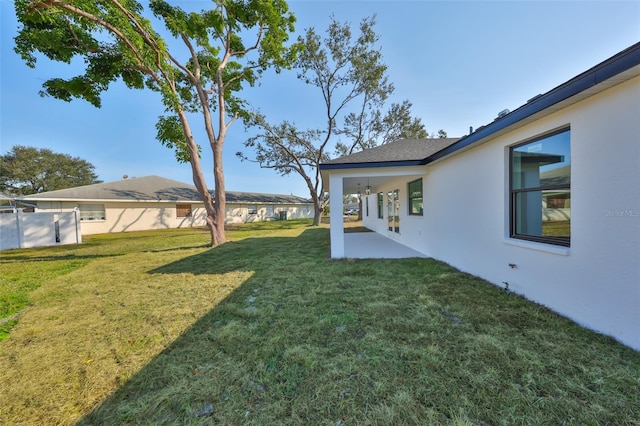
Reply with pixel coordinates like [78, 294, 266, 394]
[0, 209, 82, 251]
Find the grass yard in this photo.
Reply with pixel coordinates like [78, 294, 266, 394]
[0, 220, 638, 425]
[542, 220, 570, 237]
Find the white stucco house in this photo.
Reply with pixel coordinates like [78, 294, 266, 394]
[320, 43, 640, 350]
[16, 175, 314, 235]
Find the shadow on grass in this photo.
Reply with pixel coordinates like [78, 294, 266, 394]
[145, 244, 212, 254]
[0, 253, 118, 263]
[225, 219, 317, 232]
[76, 227, 640, 425]
[78, 227, 332, 424]
[150, 227, 330, 276]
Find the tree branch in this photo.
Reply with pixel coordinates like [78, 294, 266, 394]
[179, 32, 217, 144]
[109, 0, 194, 89]
[34, 0, 164, 87]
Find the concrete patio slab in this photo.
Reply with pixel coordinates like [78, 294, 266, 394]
[344, 232, 427, 259]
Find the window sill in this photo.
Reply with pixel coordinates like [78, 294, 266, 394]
[504, 238, 570, 256]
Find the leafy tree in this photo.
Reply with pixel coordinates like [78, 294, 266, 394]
[238, 15, 429, 225]
[0, 145, 101, 195]
[13, 0, 296, 246]
[336, 99, 428, 156]
[434, 129, 448, 138]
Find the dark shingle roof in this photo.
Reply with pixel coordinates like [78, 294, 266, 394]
[224, 191, 310, 204]
[18, 176, 311, 204]
[322, 138, 460, 166]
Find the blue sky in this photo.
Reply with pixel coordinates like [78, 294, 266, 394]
[1, 1, 638, 197]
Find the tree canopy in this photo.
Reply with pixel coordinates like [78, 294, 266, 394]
[0, 145, 101, 195]
[239, 15, 432, 225]
[335, 99, 430, 157]
[14, 0, 297, 246]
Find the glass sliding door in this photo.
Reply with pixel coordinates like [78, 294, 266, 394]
[387, 189, 400, 234]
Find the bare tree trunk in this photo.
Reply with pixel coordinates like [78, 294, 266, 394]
[191, 160, 218, 247]
[178, 109, 224, 247]
[312, 193, 322, 226]
[211, 138, 227, 246]
[190, 169, 219, 247]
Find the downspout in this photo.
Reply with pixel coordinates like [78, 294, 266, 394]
[74, 207, 82, 244]
[16, 208, 23, 249]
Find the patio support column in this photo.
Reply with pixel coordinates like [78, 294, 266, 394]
[329, 174, 345, 258]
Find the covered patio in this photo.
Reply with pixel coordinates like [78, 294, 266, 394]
[343, 230, 427, 259]
[320, 138, 461, 259]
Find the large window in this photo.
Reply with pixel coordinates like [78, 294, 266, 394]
[266, 205, 275, 219]
[377, 192, 384, 219]
[79, 204, 105, 221]
[176, 204, 192, 218]
[408, 178, 423, 215]
[510, 128, 570, 246]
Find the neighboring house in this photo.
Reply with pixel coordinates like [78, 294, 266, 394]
[16, 175, 313, 235]
[320, 42, 640, 350]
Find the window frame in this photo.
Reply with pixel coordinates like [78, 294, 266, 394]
[509, 127, 571, 247]
[78, 204, 106, 222]
[377, 192, 384, 219]
[387, 189, 400, 233]
[408, 178, 423, 216]
[176, 203, 192, 218]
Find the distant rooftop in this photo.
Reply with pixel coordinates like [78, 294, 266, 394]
[17, 175, 311, 204]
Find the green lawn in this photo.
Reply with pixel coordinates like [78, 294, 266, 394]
[0, 220, 638, 425]
[542, 220, 570, 237]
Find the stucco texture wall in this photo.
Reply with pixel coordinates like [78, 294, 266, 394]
[34, 201, 314, 235]
[421, 76, 640, 349]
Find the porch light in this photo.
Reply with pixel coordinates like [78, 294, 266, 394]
[366, 185, 371, 195]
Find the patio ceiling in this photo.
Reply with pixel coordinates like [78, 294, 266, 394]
[341, 173, 425, 196]
[341, 176, 388, 196]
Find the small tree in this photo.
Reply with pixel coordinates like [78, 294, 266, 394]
[434, 129, 448, 138]
[0, 145, 101, 195]
[239, 15, 428, 225]
[239, 115, 329, 225]
[14, 0, 296, 246]
[335, 99, 428, 157]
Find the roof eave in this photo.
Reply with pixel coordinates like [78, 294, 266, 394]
[319, 159, 424, 171]
[426, 42, 640, 164]
[320, 42, 640, 172]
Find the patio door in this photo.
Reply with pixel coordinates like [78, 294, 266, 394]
[387, 189, 400, 235]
